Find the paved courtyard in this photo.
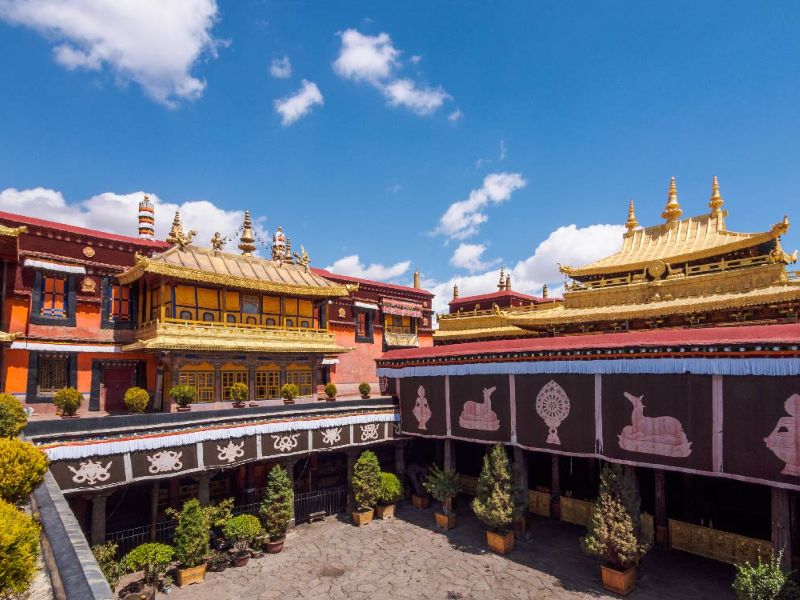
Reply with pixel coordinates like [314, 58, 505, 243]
[161, 504, 735, 600]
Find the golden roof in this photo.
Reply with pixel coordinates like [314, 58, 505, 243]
[124, 320, 351, 354]
[0, 224, 26, 238]
[0, 331, 16, 344]
[561, 213, 789, 278]
[119, 244, 352, 298]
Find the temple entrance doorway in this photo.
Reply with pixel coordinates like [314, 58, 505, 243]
[103, 366, 137, 412]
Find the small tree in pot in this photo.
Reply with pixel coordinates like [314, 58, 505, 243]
[173, 499, 210, 586]
[223, 514, 261, 567]
[352, 450, 380, 526]
[124, 387, 150, 414]
[472, 444, 514, 554]
[358, 382, 371, 399]
[53, 387, 82, 418]
[229, 382, 248, 408]
[281, 383, 299, 405]
[170, 384, 196, 412]
[122, 543, 174, 597]
[582, 464, 649, 596]
[375, 472, 403, 520]
[424, 465, 462, 530]
[324, 383, 337, 402]
[259, 464, 294, 553]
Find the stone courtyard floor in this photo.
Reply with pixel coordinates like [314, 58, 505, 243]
[160, 504, 735, 600]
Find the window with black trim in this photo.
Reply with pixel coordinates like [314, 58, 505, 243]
[42, 276, 66, 317]
[111, 285, 131, 321]
[31, 271, 76, 326]
[37, 356, 68, 394]
[101, 277, 136, 329]
[354, 309, 373, 343]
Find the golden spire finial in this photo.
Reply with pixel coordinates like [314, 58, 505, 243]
[661, 176, 683, 223]
[542, 283, 548, 299]
[625, 198, 639, 232]
[165, 210, 196, 249]
[238, 210, 256, 256]
[497, 267, 506, 291]
[505, 273, 511, 291]
[709, 175, 724, 216]
[453, 283, 459, 299]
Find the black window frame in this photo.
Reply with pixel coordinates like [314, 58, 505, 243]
[25, 351, 79, 403]
[100, 277, 137, 330]
[30, 271, 77, 327]
[354, 308, 374, 343]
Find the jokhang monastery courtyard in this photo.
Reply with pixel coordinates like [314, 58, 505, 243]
[3, 177, 800, 599]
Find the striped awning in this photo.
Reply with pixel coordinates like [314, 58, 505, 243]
[381, 298, 423, 318]
[23, 258, 86, 275]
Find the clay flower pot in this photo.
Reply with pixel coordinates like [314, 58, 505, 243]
[486, 530, 514, 555]
[600, 564, 636, 596]
[375, 504, 395, 519]
[266, 538, 285, 553]
[176, 406, 191, 412]
[411, 494, 430, 509]
[435, 512, 457, 530]
[176, 563, 206, 587]
[233, 553, 249, 567]
[352, 508, 374, 526]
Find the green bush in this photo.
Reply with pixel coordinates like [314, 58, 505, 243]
[376, 472, 403, 506]
[582, 464, 648, 570]
[173, 499, 210, 568]
[358, 382, 371, 397]
[53, 387, 82, 416]
[0, 394, 27, 438]
[229, 382, 248, 404]
[280, 383, 299, 402]
[204, 497, 234, 529]
[324, 383, 337, 398]
[0, 499, 40, 597]
[0, 437, 48, 505]
[92, 541, 122, 591]
[424, 465, 462, 515]
[123, 387, 149, 413]
[169, 384, 196, 408]
[122, 543, 174, 591]
[223, 514, 261, 555]
[471, 444, 513, 532]
[352, 450, 381, 511]
[733, 551, 800, 600]
[260, 465, 294, 541]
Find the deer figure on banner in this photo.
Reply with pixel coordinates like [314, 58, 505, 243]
[459, 386, 500, 431]
[617, 391, 692, 458]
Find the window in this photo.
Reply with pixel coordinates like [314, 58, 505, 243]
[266, 318, 276, 326]
[37, 356, 68, 393]
[385, 314, 413, 334]
[357, 313, 366, 337]
[178, 370, 214, 403]
[242, 294, 260, 315]
[179, 310, 192, 320]
[202, 311, 215, 321]
[355, 310, 373, 343]
[285, 318, 294, 328]
[110, 285, 131, 321]
[300, 320, 310, 328]
[221, 371, 248, 400]
[255, 370, 280, 399]
[41, 276, 66, 317]
[245, 316, 257, 325]
[226, 314, 237, 323]
[286, 369, 312, 396]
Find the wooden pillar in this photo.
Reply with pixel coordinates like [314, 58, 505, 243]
[550, 454, 561, 520]
[196, 473, 210, 506]
[514, 447, 529, 508]
[90, 493, 108, 547]
[149, 481, 159, 542]
[772, 487, 792, 568]
[654, 470, 667, 545]
[346, 449, 358, 514]
[247, 362, 256, 404]
[213, 364, 222, 403]
[308, 453, 318, 492]
[168, 478, 180, 509]
[444, 439, 455, 472]
[154, 364, 164, 411]
[395, 441, 407, 496]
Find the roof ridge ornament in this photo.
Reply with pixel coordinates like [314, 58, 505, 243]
[625, 198, 639, 233]
[661, 176, 683, 223]
[497, 267, 506, 291]
[238, 210, 257, 256]
[709, 176, 724, 216]
[165, 210, 196, 250]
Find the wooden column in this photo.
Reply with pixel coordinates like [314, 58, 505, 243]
[154, 364, 164, 411]
[149, 481, 159, 542]
[168, 478, 180, 509]
[196, 472, 211, 506]
[655, 469, 667, 545]
[444, 439, 455, 472]
[550, 454, 561, 520]
[395, 441, 407, 496]
[247, 362, 256, 404]
[514, 447, 529, 507]
[245, 463, 258, 503]
[90, 493, 108, 547]
[772, 487, 792, 568]
[213, 364, 222, 403]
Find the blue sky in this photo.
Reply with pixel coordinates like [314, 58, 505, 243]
[1, 1, 799, 311]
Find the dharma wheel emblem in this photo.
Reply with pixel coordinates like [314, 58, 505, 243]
[536, 380, 570, 445]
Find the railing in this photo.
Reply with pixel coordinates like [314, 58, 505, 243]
[138, 316, 329, 335]
[294, 485, 348, 522]
[106, 520, 177, 557]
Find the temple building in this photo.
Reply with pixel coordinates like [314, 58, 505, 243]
[378, 178, 800, 568]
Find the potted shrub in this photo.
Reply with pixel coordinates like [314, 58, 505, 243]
[223, 514, 261, 567]
[358, 382, 371, 399]
[169, 385, 196, 412]
[92, 541, 122, 593]
[124, 387, 150, 414]
[259, 464, 294, 553]
[229, 382, 248, 408]
[733, 551, 800, 599]
[121, 542, 174, 599]
[207, 550, 229, 573]
[472, 444, 514, 554]
[351, 450, 380, 526]
[424, 465, 462, 530]
[173, 499, 210, 587]
[0, 498, 41, 598]
[375, 471, 402, 519]
[582, 464, 649, 596]
[53, 387, 82, 418]
[324, 383, 337, 402]
[281, 383, 299, 405]
[0, 393, 27, 437]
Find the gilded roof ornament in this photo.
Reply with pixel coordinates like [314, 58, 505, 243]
[625, 199, 639, 233]
[453, 284, 459, 299]
[238, 210, 257, 256]
[505, 273, 511, 291]
[497, 267, 506, 291]
[210, 232, 225, 254]
[709, 176, 724, 216]
[165, 210, 196, 250]
[542, 283, 549, 299]
[661, 176, 683, 223]
[293, 245, 310, 272]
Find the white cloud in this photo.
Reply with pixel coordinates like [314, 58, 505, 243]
[382, 79, 450, 115]
[0, 0, 222, 106]
[274, 80, 323, 126]
[450, 243, 500, 272]
[332, 28, 451, 116]
[435, 172, 527, 240]
[424, 222, 626, 315]
[409, 54, 422, 64]
[0, 187, 264, 248]
[269, 55, 292, 79]
[333, 29, 398, 82]
[448, 107, 463, 122]
[325, 254, 410, 281]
